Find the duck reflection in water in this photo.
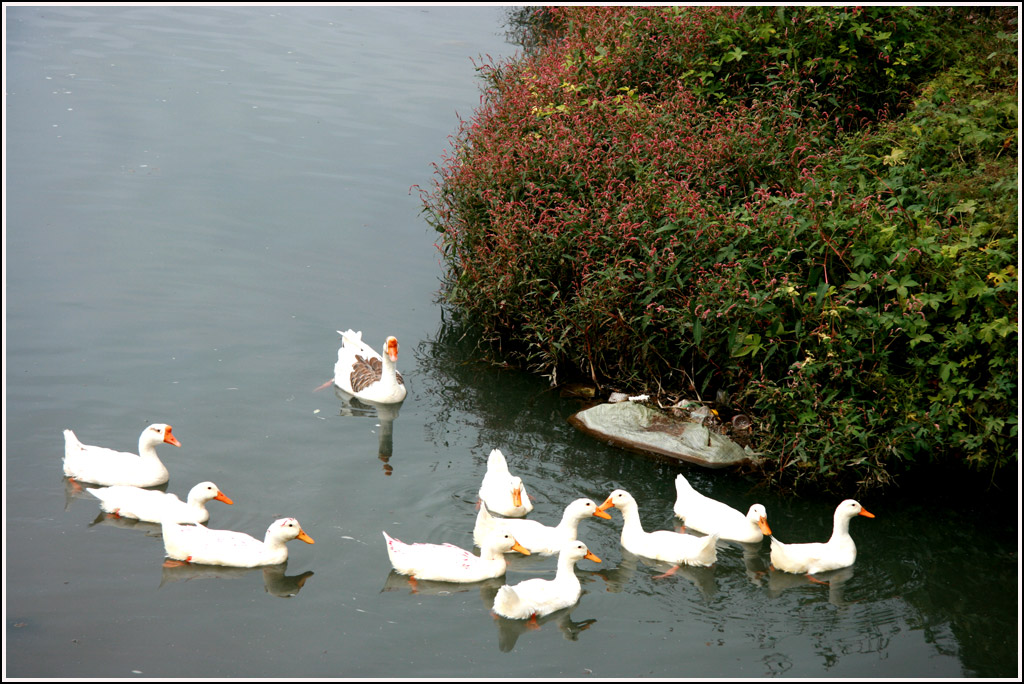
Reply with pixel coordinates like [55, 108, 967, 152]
[478, 581, 597, 652]
[380, 570, 506, 597]
[765, 564, 855, 607]
[491, 606, 597, 653]
[595, 547, 718, 600]
[380, 566, 598, 651]
[159, 560, 314, 598]
[88, 511, 163, 536]
[330, 386, 402, 476]
[678, 534, 769, 589]
[738, 539, 771, 578]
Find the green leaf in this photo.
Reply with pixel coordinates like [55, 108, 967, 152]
[909, 333, 934, 348]
[844, 271, 873, 293]
[732, 333, 762, 358]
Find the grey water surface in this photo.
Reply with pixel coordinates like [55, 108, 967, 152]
[4, 5, 1019, 679]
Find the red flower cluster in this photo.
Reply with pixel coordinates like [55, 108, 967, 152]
[424, 7, 840, 387]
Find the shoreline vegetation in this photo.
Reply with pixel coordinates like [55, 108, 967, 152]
[421, 6, 1018, 494]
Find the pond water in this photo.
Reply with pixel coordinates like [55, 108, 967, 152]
[4, 5, 1019, 679]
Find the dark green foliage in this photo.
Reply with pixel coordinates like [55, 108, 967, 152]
[422, 7, 1018, 493]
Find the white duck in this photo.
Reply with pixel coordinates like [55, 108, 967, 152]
[332, 329, 407, 404]
[673, 473, 772, 544]
[473, 498, 611, 555]
[492, 540, 601, 620]
[769, 499, 875, 575]
[477, 448, 533, 517]
[598, 489, 719, 568]
[162, 517, 315, 568]
[383, 531, 531, 583]
[86, 481, 233, 524]
[63, 423, 181, 487]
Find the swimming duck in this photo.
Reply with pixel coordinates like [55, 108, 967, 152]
[162, 517, 314, 567]
[598, 489, 718, 568]
[383, 531, 531, 583]
[492, 540, 601, 620]
[477, 448, 533, 517]
[332, 329, 407, 404]
[473, 498, 611, 555]
[769, 499, 875, 575]
[86, 481, 233, 524]
[63, 423, 181, 487]
[672, 473, 771, 544]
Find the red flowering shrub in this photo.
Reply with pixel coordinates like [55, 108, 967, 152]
[423, 6, 1017, 492]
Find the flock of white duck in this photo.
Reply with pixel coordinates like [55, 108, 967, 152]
[61, 327, 404, 569]
[62, 329, 875, 619]
[385, 448, 875, 620]
[63, 423, 316, 567]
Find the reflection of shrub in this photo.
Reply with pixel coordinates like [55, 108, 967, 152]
[422, 7, 1017, 492]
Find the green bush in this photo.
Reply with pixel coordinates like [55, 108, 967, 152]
[424, 7, 1018, 492]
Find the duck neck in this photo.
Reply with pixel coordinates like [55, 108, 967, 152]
[264, 532, 287, 550]
[618, 503, 646, 541]
[557, 509, 584, 538]
[829, 512, 853, 544]
[138, 436, 162, 460]
[381, 355, 399, 387]
[137, 436, 169, 481]
[555, 552, 581, 584]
